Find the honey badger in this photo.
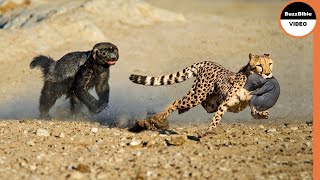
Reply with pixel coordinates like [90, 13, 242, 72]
[30, 42, 119, 119]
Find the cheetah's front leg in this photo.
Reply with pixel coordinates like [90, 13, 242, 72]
[250, 105, 269, 119]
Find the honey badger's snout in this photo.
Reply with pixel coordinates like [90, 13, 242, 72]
[109, 53, 118, 60]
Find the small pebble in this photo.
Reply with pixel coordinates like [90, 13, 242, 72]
[29, 165, 37, 171]
[112, 132, 120, 136]
[97, 172, 109, 179]
[159, 134, 168, 137]
[166, 135, 186, 146]
[74, 164, 90, 173]
[266, 128, 276, 133]
[291, 127, 298, 131]
[26, 140, 35, 146]
[36, 129, 50, 137]
[129, 140, 142, 146]
[69, 172, 83, 179]
[146, 171, 157, 177]
[219, 167, 231, 172]
[59, 133, 65, 138]
[305, 142, 311, 147]
[91, 128, 98, 133]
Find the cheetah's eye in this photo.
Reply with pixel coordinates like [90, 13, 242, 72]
[256, 64, 262, 67]
[269, 63, 272, 65]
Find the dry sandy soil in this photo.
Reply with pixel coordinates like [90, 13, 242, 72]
[0, 0, 314, 179]
[0, 120, 313, 179]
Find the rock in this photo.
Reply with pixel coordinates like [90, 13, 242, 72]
[166, 135, 186, 146]
[0, 0, 185, 29]
[290, 127, 298, 131]
[29, 164, 37, 171]
[146, 139, 166, 148]
[74, 164, 90, 173]
[97, 172, 109, 179]
[266, 128, 276, 133]
[88, 144, 99, 152]
[305, 142, 311, 147]
[129, 140, 142, 146]
[26, 140, 35, 146]
[113, 132, 120, 136]
[159, 134, 168, 137]
[224, 129, 231, 133]
[91, 128, 98, 133]
[69, 172, 83, 179]
[146, 171, 157, 178]
[59, 132, 65, 138]
[219, 167, 231, 172]
[36, 128, 50, 137]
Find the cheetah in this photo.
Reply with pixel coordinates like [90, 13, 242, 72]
[129, 53, 274, 136]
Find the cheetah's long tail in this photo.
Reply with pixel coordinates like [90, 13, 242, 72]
[129, 61, 207, 86]
[30, 55, 55, 76]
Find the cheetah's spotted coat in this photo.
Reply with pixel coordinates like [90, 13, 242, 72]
[129, 54, 274, 136]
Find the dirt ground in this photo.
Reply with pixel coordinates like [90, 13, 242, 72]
[0, 0, 314, 179]
[0, 120, 313, 179]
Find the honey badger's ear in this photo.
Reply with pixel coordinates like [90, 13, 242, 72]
[92, 48, 99, 60]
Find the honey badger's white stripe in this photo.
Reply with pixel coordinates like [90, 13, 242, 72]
[129, 62, 208, 86]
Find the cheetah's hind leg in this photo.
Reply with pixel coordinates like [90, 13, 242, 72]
[129, 111, 170, 132]
[130, 78, 209, 132]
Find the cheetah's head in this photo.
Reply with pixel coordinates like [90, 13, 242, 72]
[92, 42, 119, 66]
[248, 53, 273, 78]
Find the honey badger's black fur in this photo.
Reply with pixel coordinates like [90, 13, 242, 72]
[30, 42, 119, 119]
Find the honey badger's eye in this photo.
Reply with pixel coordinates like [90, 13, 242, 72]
[108, 47, 114, 52]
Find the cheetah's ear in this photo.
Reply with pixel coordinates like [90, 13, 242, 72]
[249, 53, 253, 59]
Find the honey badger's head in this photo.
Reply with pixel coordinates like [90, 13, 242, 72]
[92, 42, 119, 66]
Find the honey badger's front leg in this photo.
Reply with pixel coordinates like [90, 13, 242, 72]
[95, 68, 110, 110]
[75, 68, 103, 114]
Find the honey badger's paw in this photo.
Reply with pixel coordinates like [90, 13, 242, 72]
[39, 113, 52, 120]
